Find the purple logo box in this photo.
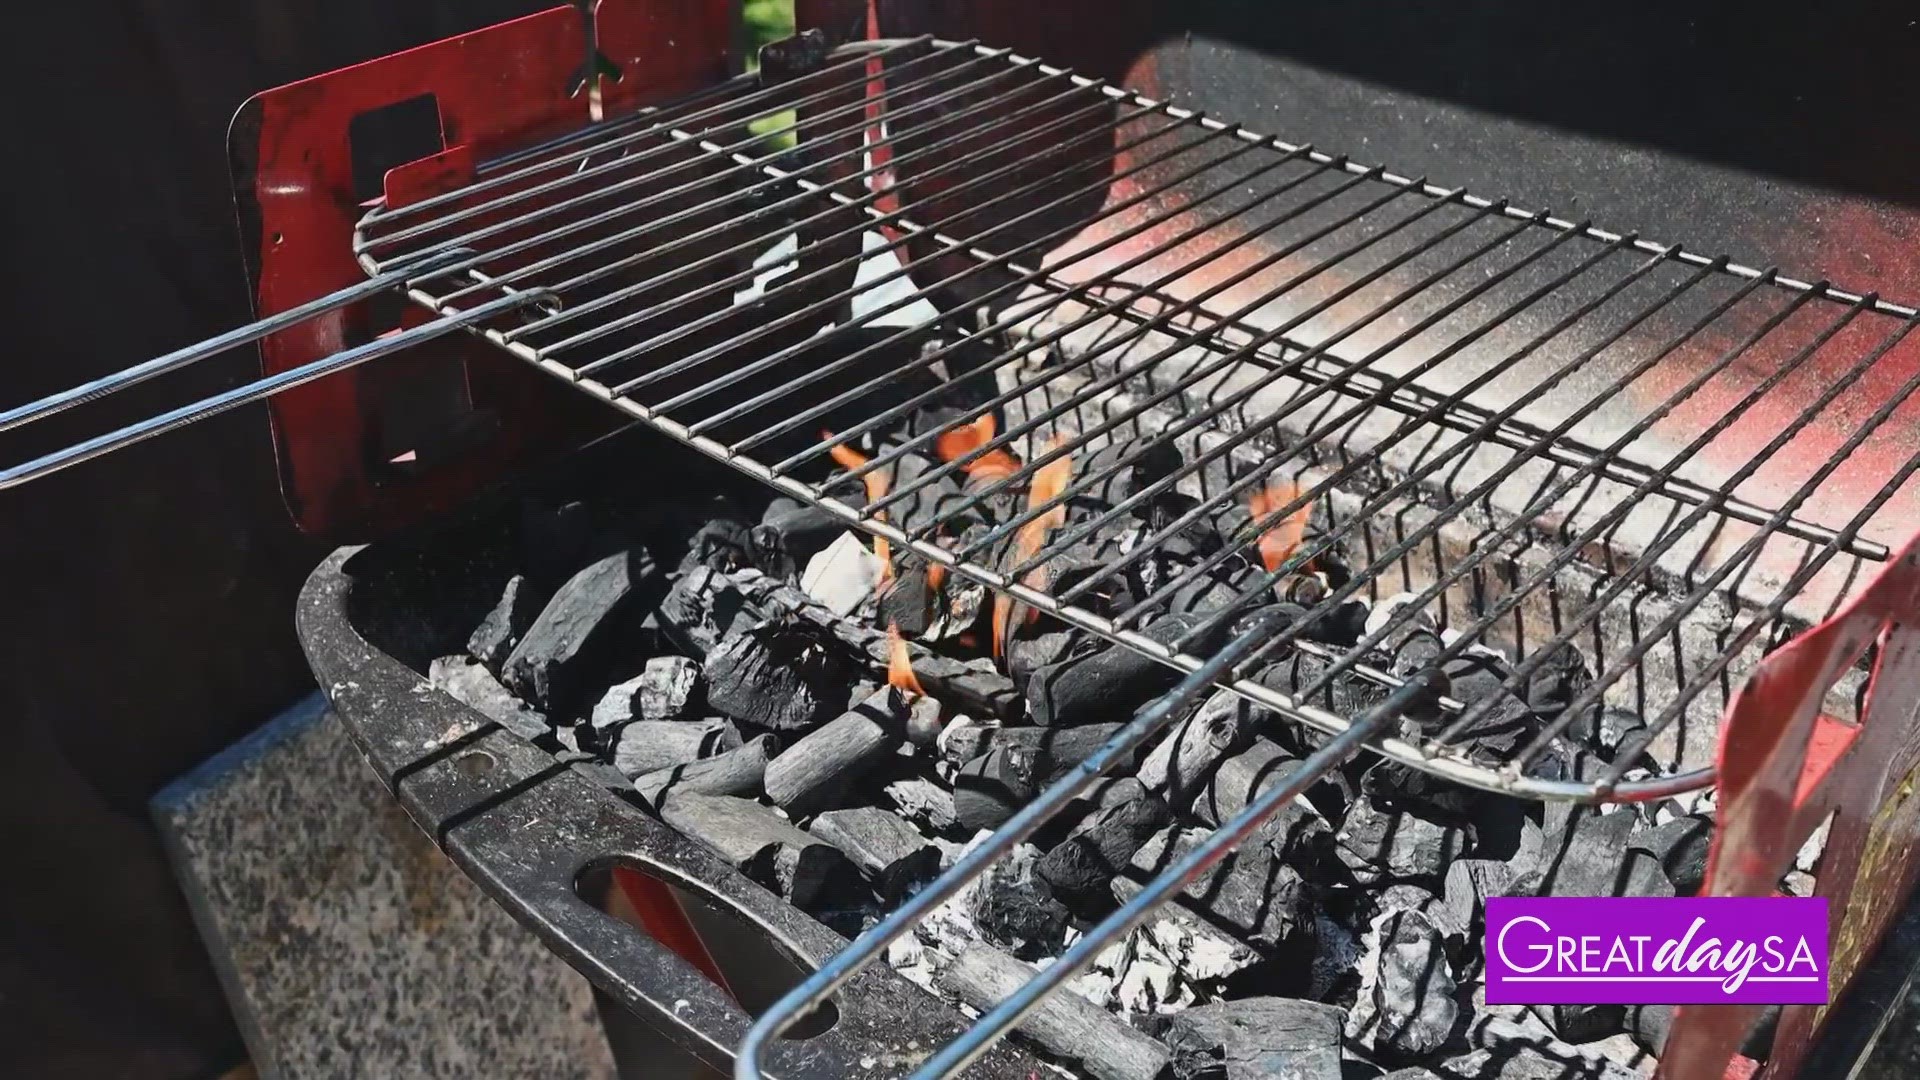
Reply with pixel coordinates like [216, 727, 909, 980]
[1484, 897, 1829, 1005]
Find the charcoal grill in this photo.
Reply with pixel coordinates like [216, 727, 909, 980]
[5, 4, 1920, 1078]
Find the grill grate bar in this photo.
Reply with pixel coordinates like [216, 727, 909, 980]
[358, 40, 1920, 806]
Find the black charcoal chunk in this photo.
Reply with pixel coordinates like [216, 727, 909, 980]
[1522, 641, 1594, 718]
[938, 944, 1173, 1080]
[1005, 628, 1080, 688]
[759, 496, 849, 569]
[969, 845, 1072, 959]
[467, 574, 544, 673]
[1438, 654, 1540, 760]
[876, 564, 935, 637]
[428, 655, 550, 742]
[1430, 859, 1515, 944]
[633, 734, 777, 806]
[1137, 691, 1253, 807]
[1160, 998, 1345, 1080]
[657, 566, 761, 657]
[677, 518, 757, 576]
[1541, 810, 1674, 898]
[503, 549, 658, 710]
[954, 742, 1043, 833]
[884, 776, 960, 836]
[1027, 613, 1207, 727]
[611, 718, 741, 778]
[1122, 825, 1315, 952]
[1036, 790, 1173, 900]
[1628, 813, 1714, 896]
[703, 622, 851, 732]
[1352, 909, 1457, 1058]
[1336, 795, 1474, 885]
[1528, 1000, 1626, 1046]
[809, 806, 941, 900]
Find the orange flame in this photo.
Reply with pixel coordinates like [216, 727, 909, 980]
[934, 413, 1023, 486]
[824, 429, 894, 580]
[887, 622, 926, 696]
[992, 434, 1076, 660]
[1247, 477, 1313, 573]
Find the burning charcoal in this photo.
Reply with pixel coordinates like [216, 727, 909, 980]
[969, 844, 1071, 959]
[954, 742, 1042, 833]
[1522, 641, 1593, 718]
[611, 718, 740, 778]
[1137, 691, 1253, 807]
[1121, 825, 1315, 953]
[1036, 788, 1173, 901]
[876, 563, 935, 637]
[1627, 813, 1713, 896]
[428, 656, 550, 742]
[759, 496, 848, 569]
[937, 944, 1172, 1080]
[1349, 909, 1458, 1058]
[1430, 859, 1515, 944]
[1192, 739, 1320, 828]
[1541, 810, 1673, 898]
[502, 549, 659, 710]
[1027, 614, 1208, 727]
[1262, 650, 1391, 737]
[1336, 794, 1474, 885]
[676, 518, 757, 576]
[703, 622, 851, 733]
[467, 574, 544, 673]
[884, 776, 961, 836]
[656, 566, 760, 658]
[809, 806, 940, 900]
[800, 532, 883, 617]
[590, 655, 703, 730]
[658, 793, 856, 912]
[763, 686, 906, 816]
[1157, 998, 1345, 1080]
[632, 734, 777, 807]
[1437, 654, 1539, 759]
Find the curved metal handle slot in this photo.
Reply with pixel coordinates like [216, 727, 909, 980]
[0, 251, 545, 491]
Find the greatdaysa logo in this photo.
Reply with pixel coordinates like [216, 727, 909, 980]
[1484, 897, 1829, 1005]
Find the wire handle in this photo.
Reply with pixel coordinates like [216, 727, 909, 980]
[0, 251, 548, 491]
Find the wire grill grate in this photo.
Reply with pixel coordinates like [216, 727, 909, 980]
[355, 37, 1920, 804]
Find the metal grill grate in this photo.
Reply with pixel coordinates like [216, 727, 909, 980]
[355, 37, 1920, 806]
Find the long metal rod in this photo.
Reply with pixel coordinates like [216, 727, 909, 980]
[0, 291, 544, 491]
[733, 617, 1287, 1080]
[0, 248, 471, 434]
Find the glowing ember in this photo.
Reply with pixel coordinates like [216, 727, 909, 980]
[1247, 477, 1314, 574]
[824, 429, 895, 580]
[992, 434, 1076, 660]
[887, 622, 926, 696]
[934, 413, 1023, 486]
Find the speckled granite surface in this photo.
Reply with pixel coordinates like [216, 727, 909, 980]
[153, 694, 617, 1079]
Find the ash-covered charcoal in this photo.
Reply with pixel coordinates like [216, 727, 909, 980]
[1566, 706, 1653, 765]
[656, 566, 761, 658]
[799, 533, 884, 618]
[1027, 613, 1209, 727]
[1120, 824, 1315, 954]
[1155, 558, 1271, 627]
[1154, 998, 1346, 1080]
[590, 654, 702, 730]
[467, 573, 545, 674]
[611, 718, 741, 778]
[884, 776, 961, 836]
[763, 686, 906, 817]
[1429, 859, 1515, 946]
[1036, 786, 1173, 901]
[1137, 691, 1253, 808]
[703, 621, 851, 732]
[659, 793, 857, 913]
[809, 806, 941, 900]
[632, 734, 777, 807]
[502, 548, 660, 711]
[948, 722, 1133, 783]
[937, 944, 1173, 1080]
[1335, 792, 1475, 886]
[1348, 908, 1459, 1059]
[428, 656, 551, 742]
[969, 843, 1072, 959]
[1540, 810, 1673, 899]
[1626, 813, 1713, 897]
[1435, 654, 1541, 759]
